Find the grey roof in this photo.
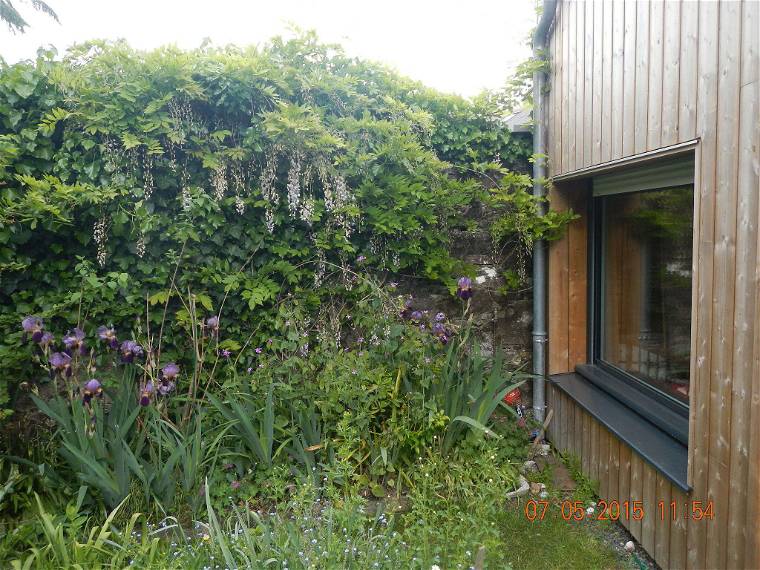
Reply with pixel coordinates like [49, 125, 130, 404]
[505, 107, 532, 133]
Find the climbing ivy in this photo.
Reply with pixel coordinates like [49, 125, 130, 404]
[0, 35, 559, 417]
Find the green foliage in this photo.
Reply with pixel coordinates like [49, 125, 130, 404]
[562, 452, 600, 505]
[208, 385, 277, 468]
[1, 0, 59, 34]
[0, 36, 535, 416]
[30, 369, 145, 510]
[488, 169, 578, 248]
[430, 324, 529, 453]
[6, 443, 626, 570]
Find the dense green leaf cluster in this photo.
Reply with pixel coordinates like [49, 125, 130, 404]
[0, 35, 532, 417]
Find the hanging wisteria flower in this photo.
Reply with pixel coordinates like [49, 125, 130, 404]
[49, 352, 72, 376]
[82, 379, 103, 405]
[119, 340, 144, 363]
[39, 331, 54, 348]
[206, 316, 220, 333]
[21, 316, 45, 343]
[63, 328, 86, 355]
[97, 325, 119, 349]
[139, 381, 154, 406]
[456, 277, 473, 300]
[434, 312, 446, 322]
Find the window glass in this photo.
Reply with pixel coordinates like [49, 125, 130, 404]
[600, 186, 693, 404]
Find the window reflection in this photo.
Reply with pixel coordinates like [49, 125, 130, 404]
[601, 187, 693, 404]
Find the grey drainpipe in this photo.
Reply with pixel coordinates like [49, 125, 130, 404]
[531, 0, 557, 423]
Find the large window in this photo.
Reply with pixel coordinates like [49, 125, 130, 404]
[592, 156, 694, 410]
[599, 188, 693, 404]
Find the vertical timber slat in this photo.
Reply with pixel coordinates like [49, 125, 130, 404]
[661, 0, 681, 146]
[705, 3, 742, 568]
[646, 0, 664, 150]
[618, 445, 631, 531]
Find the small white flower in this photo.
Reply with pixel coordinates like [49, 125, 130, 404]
[431, 565, 442, 570]
[624, 541, 635, 552]
[586, 506, 595, 516]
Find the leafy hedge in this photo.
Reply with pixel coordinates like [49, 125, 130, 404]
[0, 34, 531, 417]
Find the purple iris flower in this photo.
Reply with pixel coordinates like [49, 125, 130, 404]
[139, 381, 154, 406]
[63, 328, 86, 355]
[432, 322, 445, 335]
[206, 316, 220, 332]
[157, 362, 179, 396]
[158, 380, 175, 396]
[410, 310, 423, 323]
[161, 362, 179, 380]
[82, 379, 102, 405]
[158, 362, 179, 396]
[49, 352, 72, 376]
[400, 298, 414, 319]
[434, 312, 446, 322]
[22, 316, 45, 343]
[456, 277, 473, 300]
[97, 326, 119, 349]
[39, 331, 55, 348]
[119, 340, 144, 363]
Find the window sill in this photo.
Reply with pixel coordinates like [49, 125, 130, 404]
[575, 364, 689, 445]
[548, 371, 690, 492]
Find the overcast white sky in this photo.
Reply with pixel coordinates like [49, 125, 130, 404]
[1, 0, 536, 98]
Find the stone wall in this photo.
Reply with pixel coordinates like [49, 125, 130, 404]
[396, 204, 534, 402]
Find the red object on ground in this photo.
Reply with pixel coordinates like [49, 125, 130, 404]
[503, 388, 521, 406]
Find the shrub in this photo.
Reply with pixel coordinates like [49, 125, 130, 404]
[0, 35, 536, 419]
[7, 278, 526, 517]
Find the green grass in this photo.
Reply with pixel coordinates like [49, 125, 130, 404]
[499, 501, 628, 570]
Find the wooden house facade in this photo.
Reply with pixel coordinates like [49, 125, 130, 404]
[540, 1, 759, 568]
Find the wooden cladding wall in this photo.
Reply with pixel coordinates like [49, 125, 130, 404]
[546, 383, 691, 568]
[544, 1, 759, 569]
